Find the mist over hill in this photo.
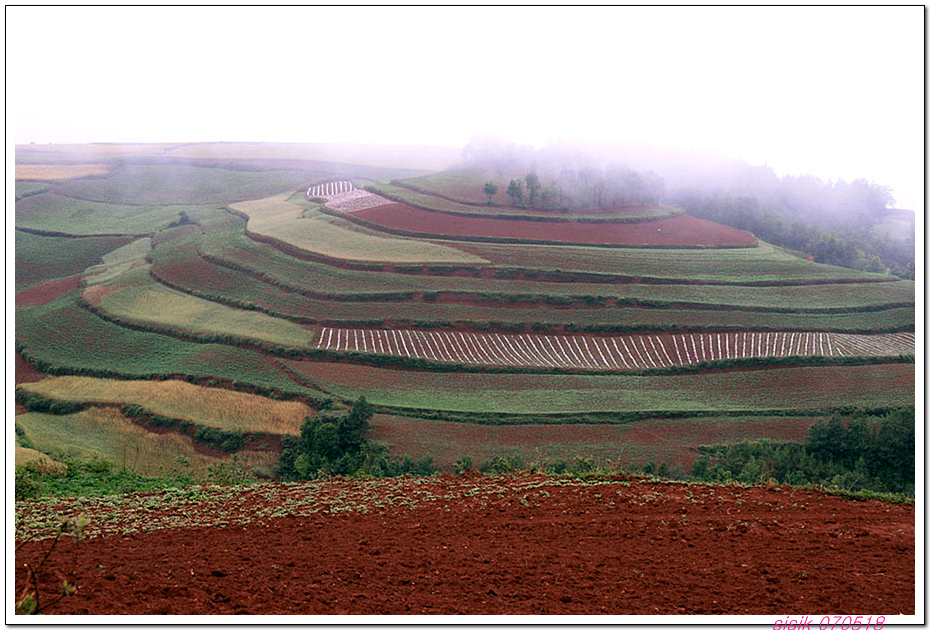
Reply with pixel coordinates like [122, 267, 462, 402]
[459, 137, 915, 279]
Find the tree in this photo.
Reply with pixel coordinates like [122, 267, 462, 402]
[525, 171, 541, 206]
[506, 179, 524, 206]
[482, 182, 499, 205]
[338, 396, 373, 454]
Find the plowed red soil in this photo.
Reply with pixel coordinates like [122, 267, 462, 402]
[351, 203, 757, 247]
[15, 274, 82, 307]
[15, 474, 913, 615]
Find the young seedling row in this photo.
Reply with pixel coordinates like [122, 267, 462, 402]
[316, 328, 914, 371]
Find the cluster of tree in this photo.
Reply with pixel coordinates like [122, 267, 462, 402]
[689, 407, 914, 496]
[461, 137, 912, 278]
[482, 167, 663, 210]
[673, 190, 914, 279]
[276, 397, 437, 480]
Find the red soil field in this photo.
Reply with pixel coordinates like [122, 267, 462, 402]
[15, 274, 82, 307]
[370, 414, 820, 471]
[15, 352, 43, 385]
[15, 474, 913, 615]
[350, 203, 757, 247]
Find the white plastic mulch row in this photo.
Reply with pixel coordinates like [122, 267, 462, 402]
[316, 329, 914, 371]
[307, 181, 354, 198]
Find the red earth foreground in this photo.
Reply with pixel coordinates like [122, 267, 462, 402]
[15, 474, 913, 616]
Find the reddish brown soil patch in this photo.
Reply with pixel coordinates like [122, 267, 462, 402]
[370, 414, 820, 471]
[15, 475, 913, 615]
[15, 275, 82, 307]
[15, 352, 43, 385]
[350, 203, 756, 247]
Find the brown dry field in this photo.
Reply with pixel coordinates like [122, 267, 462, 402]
[15, 474, 914, 615]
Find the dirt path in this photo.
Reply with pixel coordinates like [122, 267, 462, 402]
[15, 474, 913, 615]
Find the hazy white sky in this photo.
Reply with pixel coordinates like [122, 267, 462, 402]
[7, 6, 924, 209]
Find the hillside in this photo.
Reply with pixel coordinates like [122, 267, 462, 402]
[15, 144, 915, 479]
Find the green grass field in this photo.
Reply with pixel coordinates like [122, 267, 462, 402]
[15, 181, 52, 199]
[15, 193, 204, 235]
[53, 163, 324, 205]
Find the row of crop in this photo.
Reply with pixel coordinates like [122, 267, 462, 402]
[318, 205, 758, 251]
[171, 250, 914, 316]
[135, 263, 920, 336]
[66, 297, 916, 381]
[317, 328, 915, 371]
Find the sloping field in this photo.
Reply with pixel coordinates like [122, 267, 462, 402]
[54, 164, 322, 205]
[15, 408, 277, 478]
[19, 376, 312, 436]
[370, 414, 821, 470]
[86, 265, 317, 349]
[284, 360, 915, 415]
[83, 238, 152, 286]
[15, 193, 203, 235]
[16, 275, 83, 308]
[15, 475, 914, 614]
[15, 293, 320, 398]
[15, 181, 53, 198]
[15, 231, 135, 291]
[232, 193, 488, 264]
[15, 163, 110, 181]
[350, 203, 758, 247]
[316, 328, 914, 370]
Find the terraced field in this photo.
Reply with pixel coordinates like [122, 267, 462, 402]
[284, 360, 915, 417]
[316, 328, 914, 370]
[13, 143, 915, 476]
